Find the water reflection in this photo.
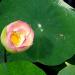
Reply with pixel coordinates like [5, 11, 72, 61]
[37, 23, 44, 32]
[56, 33, 66, 40]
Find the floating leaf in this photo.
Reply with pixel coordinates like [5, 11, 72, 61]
[58, 64, 75, 75]
[0, 0, 75, 65]
[0, 60, 46, 75]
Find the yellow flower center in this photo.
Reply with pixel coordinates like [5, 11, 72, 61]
[10, 32, 20, 46]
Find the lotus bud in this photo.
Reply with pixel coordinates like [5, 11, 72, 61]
[1, 20, 34, 53]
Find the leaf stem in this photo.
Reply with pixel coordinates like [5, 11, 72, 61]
[4, 50, 7, 63]
[65, 62, 71, 66]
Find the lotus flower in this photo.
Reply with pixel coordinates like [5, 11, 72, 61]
[1, 20, 34, 53]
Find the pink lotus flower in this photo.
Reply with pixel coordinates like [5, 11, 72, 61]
[1, 20, 34, 53]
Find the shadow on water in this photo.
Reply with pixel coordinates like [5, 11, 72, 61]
[0, 0, 2, 2]
[64, 0, 75, 8]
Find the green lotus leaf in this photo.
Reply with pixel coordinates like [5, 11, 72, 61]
[58, 64, 75, 75]
[0, 0, 75, 65]
[0, 60, 46, 75]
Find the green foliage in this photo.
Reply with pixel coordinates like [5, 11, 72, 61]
[0, 0, 75, 65]
[0, 60, 46, 75]
[1, 0, 75, 74]
[58, 64, 75, 75]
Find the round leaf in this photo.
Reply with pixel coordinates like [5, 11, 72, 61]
[58, 65, 75, 75]
[0, 0, 75, 65]
[0, 61, 46, 75]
